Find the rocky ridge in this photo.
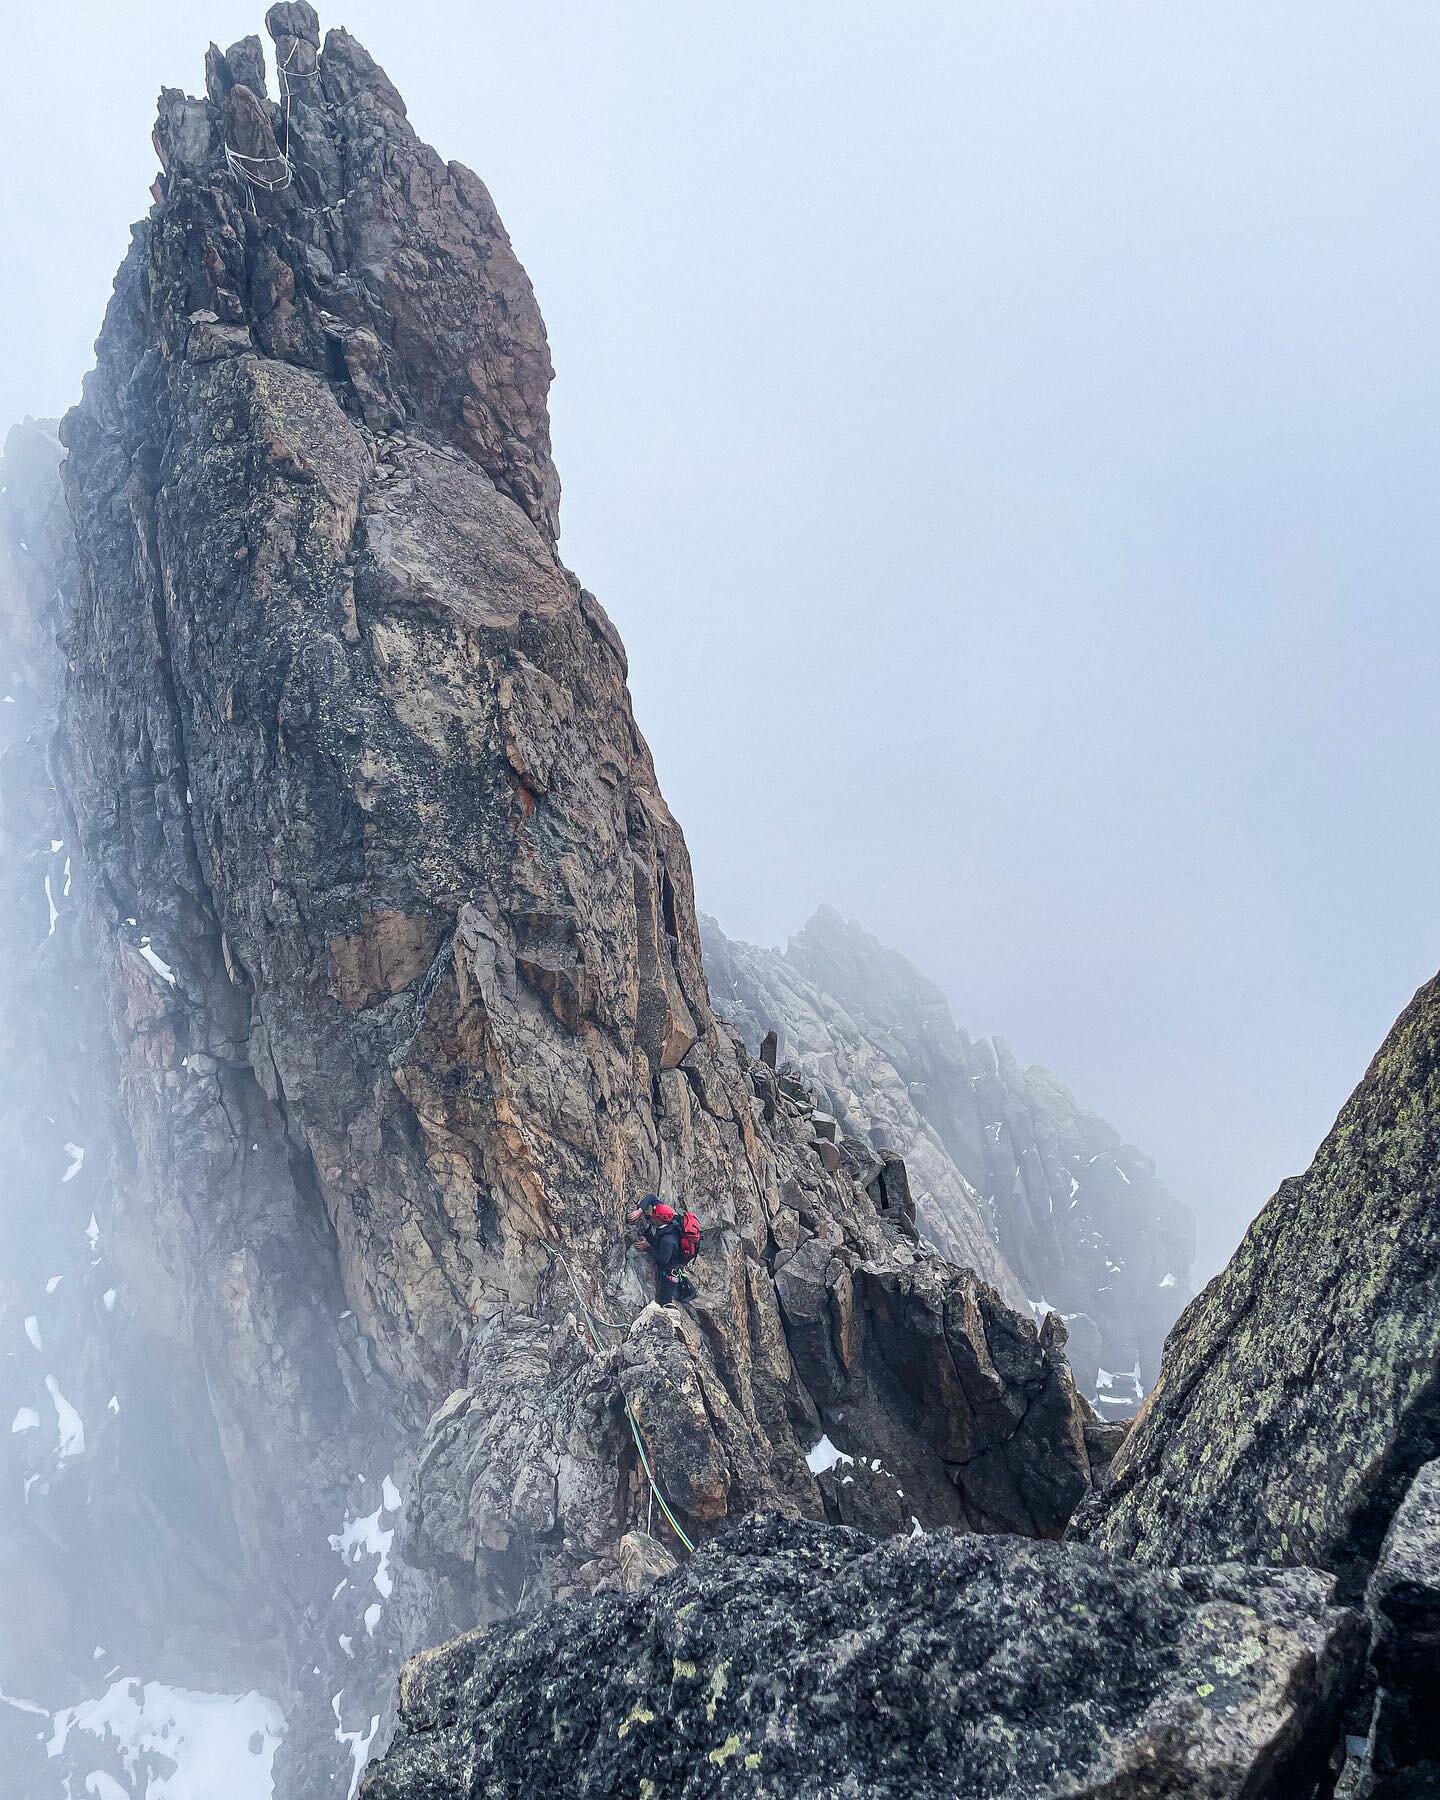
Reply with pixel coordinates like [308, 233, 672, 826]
[13, 7, 1437, 1798]
[702, 907, 1194, 1407]
[0, 10, 1101, 1796]
[363, 963, 1440, 1800]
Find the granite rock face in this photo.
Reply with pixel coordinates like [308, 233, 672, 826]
[1352, 1459, 1440, 1798]
[0, 12, 1097, 1794]
[1072, 970, 1440, 1594]
[703, 907, 1194, 1408]
[360, 1514, 1363, 1800]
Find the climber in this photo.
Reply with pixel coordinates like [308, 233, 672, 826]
[628, 1195, 700, 1305]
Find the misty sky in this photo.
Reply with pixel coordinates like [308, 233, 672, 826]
[6, 2, 1439, 1277]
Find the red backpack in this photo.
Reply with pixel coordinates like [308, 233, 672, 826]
[678, 1210, 702, 1261]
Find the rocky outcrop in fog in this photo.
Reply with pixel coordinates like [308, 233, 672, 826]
[0, 10, 1101, 1795]
[1067, 970, 1440, 1797]
[19, 7, 1434, 1799]
[1072, 969, 1440, 1592]
[365, 963, 1440, 1800]
[702, 907, 1194, 1407]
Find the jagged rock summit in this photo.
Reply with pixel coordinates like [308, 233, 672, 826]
[2, 9, 1100, 1795]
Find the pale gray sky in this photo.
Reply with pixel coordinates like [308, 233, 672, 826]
[6, 3, 1439, 1275]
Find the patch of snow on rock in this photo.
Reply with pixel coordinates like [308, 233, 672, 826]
[805, 1434, 854, 1475]
[138, 940, 176, 985]
[48, 1679, 285, 1800]
[329, 1500, 396, 1600]
[332, 1691, 380, 1800]
[45, 1376, 85, 1457]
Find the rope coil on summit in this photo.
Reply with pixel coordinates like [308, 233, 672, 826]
[224, 40, 319, 196]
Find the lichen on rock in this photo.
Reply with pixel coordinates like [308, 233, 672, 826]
[360, 1515, 1364, 1800]
[1071, 971, 1440, 1593]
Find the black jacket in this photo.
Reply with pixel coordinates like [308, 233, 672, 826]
[641, 1216, 682, 1268]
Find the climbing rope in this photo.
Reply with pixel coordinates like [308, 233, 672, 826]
[544, 1241, 698, 1557]
[224, 41, 320, 197]
[548, 1242, 633, 1335]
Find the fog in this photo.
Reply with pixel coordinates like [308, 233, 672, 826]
[6, 1, 1440, 1276]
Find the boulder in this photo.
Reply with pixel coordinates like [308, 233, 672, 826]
[1351, 1459, 1440, 1798]
[360, 1515, 1364, 1800]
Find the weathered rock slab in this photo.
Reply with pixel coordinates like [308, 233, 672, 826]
[360, 1516, 1363, 1800]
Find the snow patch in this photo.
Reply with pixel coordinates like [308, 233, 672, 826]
[329, 1497, 396, 1600]
[45, 874, 58, 934]
[11, 1407, 40, 1433]
[138, 941, 176, 985]
[332, 1691, 380, 1800]
[46, 1376, 85, 1457]
[46, 1275, 63, 1293]
[0, 1686, 50, 1718]
[62, 1142, 85, 1183]
[48, 1679, 285, 1800]
[805, 1434, 854, 1475]
[24, 1315, 42, 1351]
[103, 1288, 117, 1312]
[1160, 1272, 1177, 1288]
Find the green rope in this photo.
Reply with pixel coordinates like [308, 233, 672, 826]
[544, 1241, 698, 1557]
[623, 1396, 698, 1555]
